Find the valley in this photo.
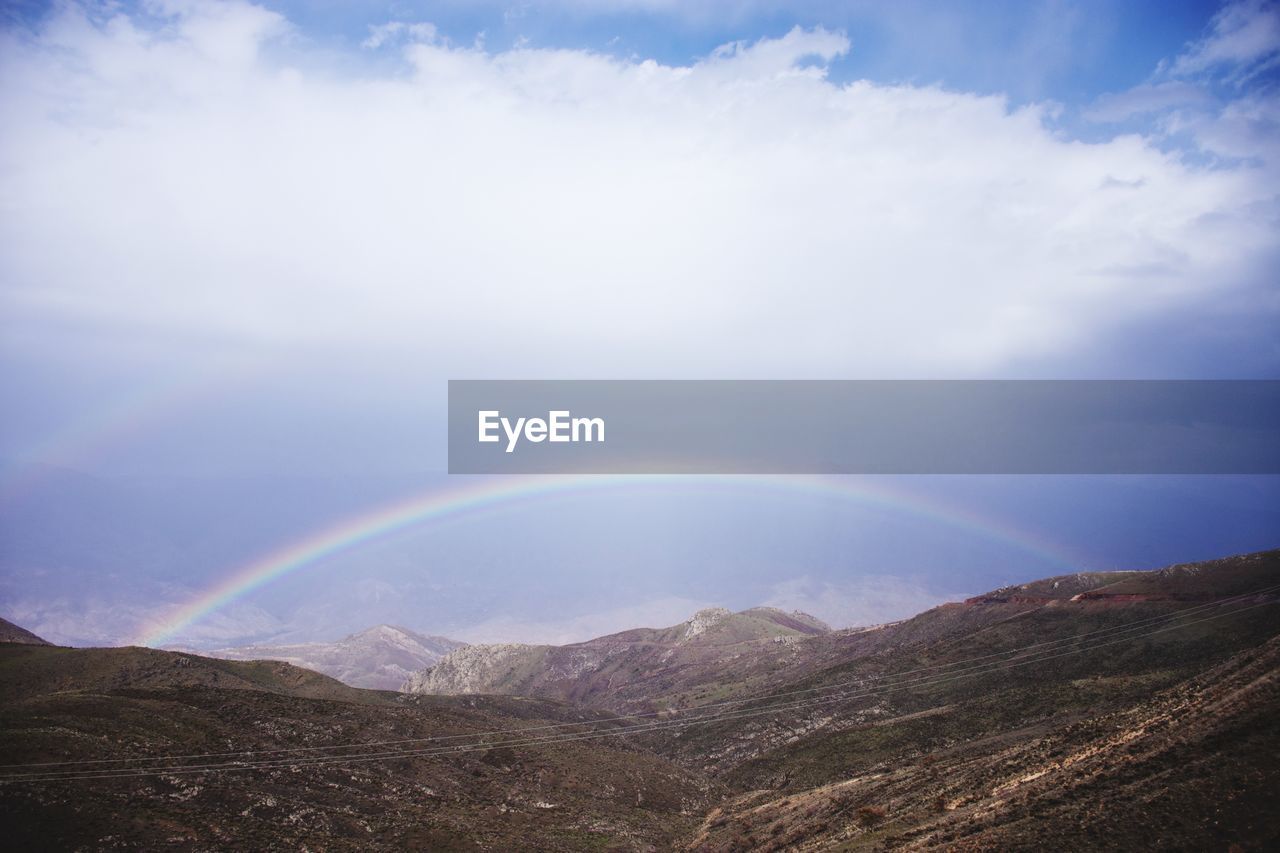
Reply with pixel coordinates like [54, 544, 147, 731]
[1, 549, 1278, 850]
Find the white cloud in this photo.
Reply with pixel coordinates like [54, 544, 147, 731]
[2, 590, 283, 647]
[1088, 2, 1280, 169]
[456, 595, 714, 644]
[1167, 0, 1280, 79]
[446, 576, 959, 642]
[0, 2, 1276, 381]
[763, 574, 963, 629]
[1166, 91, 1280, 162]
[1085, 81, 1213, 123]
[362, 21, 440, 50]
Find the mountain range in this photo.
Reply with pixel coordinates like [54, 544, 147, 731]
[204, 625, 465, 691]
[404, 606, 832, 709]
[1, 548, 1277, 850]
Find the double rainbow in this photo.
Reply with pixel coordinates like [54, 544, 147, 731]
[132, 474, 1083, 647]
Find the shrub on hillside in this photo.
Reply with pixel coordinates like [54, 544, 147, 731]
[856, 805, 887, 827]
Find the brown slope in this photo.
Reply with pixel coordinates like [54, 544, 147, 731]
[1, 550, 1276, 850]
[648, 549, 1280, 786]
[0, 643, 391, 705]
[0, 643, 722, 851]
[683, 632, 1280, 852]
[408, 551, 1280, 722]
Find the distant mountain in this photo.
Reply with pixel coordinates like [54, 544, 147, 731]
[3, 549, 1277, 850]
[408, 553, 1280, 723]
[0, 617, 51, 646]
[404, 606, 831, 708]
[1, 642, 384, 703]
[206, 625, 465, 690]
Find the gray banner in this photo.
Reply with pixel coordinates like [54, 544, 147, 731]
[447, 380, 1280, 474]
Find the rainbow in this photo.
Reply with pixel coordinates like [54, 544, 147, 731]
[0, 359, 255, 506]
[132, 474, 1086, 647]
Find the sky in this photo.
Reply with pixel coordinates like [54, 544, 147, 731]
[0, 0, 1277, 648]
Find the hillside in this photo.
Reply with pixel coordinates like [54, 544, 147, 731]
[0, 643, 391, 706]
[401, 576, 1134, 713]
[646, 551, 1280, 782]
[685, 633, 1280, 850]
[2, 548, 1277, 850]
[654, 550, 1280, 850]
[406, 549, 1280, 848]
[206, 625, 465, 690]
[0, 643, 720, 850]
[404, 606, 831, 710]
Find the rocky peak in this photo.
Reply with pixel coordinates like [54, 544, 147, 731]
[402, 642, 540, 694]
[683, 607, 732, 640]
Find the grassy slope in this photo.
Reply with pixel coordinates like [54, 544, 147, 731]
[684, 635, 1280, 852]
[0, 646, 722, 851]
[673, 550, 1280, 850]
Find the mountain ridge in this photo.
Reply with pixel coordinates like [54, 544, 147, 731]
[205, 624, 465, 690]
[405, 552, 1280, 717]
[404, 605, 832, 707]
[2, 547, 1277, 849]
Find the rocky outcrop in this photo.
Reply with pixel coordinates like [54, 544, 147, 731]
[402, 642, 548, 694]
[403, 606, 832, 709]
[683, 608, 732, 639]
